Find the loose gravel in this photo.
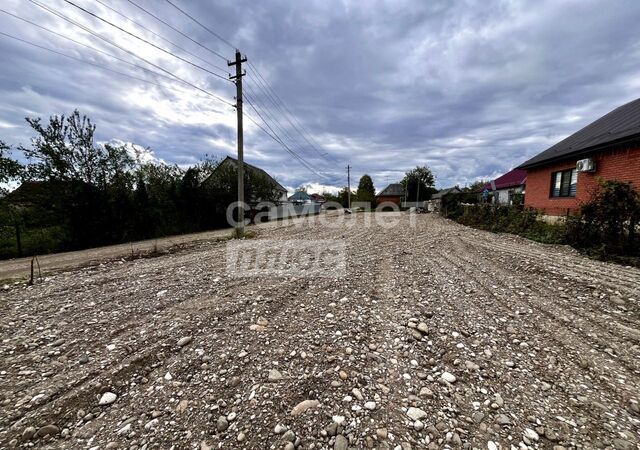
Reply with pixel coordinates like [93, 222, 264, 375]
[1, 213, 639, 450]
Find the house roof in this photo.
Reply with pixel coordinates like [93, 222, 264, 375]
[209, 156, 287, 192]
[483, 168, 527, 191]
[377, 183, 405, 197]
[288, 191, 311, 201]
[431, 187, 462, 199]
[518, 97, 640, 169]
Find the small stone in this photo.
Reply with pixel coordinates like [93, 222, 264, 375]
[216, 416, 229, 432]
[339, 370, 348, 380]
[441, 372, 456, 383]
[274, 424, 287, 434]
[36, 424, 60, 437]
[414, 420, 425, 431]
[164, 372, 173, 381]
[364, 401, 376, 410]
[488, 442, 498, 450]
[407, 407, 428, 421]
[177, 336, 192, 347]
[291, 399, 320, 416]
[237, 432, 245, 442]
[283, 430, 295, 442]
[176, 399, 189, 412]
[418, 387, 433, 398]
[335, 434, 348, 450]
[376, 428, 388, 439]
[284, 443, 295, 450]
[417, 322, 429, 334]
[524, 428, 539, 441]
[352, 388, 364, 400]
[99, 392, 117, 405]
[257, 316, 268, 326]
[268, 369, 283, 382]
[496, 414, 511, 426]
[22, 426, 36, 441]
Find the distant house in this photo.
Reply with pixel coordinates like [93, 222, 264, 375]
[429, 186, 462, 211]
[518, 98, 640, 215]
[310, 193, 326, 203]
[484, 168, 527, 205]
[288, 191, 312, 204]
[376, 183, 405, 206]
[203, 156, 288, 203]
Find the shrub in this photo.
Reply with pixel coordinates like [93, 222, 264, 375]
[566, 180, 640, 257]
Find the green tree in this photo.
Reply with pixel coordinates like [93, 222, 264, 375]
[465, 179, 490, 193]
[0, 141, 23, 194]
[356, 174, 375, 207]
[401, 166, 436, 201]
[19, 110, 134, 185]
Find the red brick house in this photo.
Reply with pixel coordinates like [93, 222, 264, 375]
[518, 98, 640, 215]
[375, 183, 405, 206]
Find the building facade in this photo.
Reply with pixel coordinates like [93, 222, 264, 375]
[519, 98, 640, 215]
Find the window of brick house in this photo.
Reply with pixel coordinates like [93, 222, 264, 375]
[551, 168, 577, 197]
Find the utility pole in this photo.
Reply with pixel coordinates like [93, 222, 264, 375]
[347, 165, 351, 209]
[416, 179, 420, 206]
[229, 50, 247, 235]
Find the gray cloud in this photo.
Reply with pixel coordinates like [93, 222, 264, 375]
[1, 0, 640, 192]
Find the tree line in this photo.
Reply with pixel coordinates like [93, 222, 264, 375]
[0, 110, 278, 259]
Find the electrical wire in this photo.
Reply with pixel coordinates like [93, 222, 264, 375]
[25, 0, 234, 107]
[244, 93, 328, 179]
[60, 0, 230, 81]
[126, 0, 228, 62]
[0, 8, 178, 85]
[92, 0, 229, 74]
[163, 0, 236, 50]
[247, 61, 338, 163]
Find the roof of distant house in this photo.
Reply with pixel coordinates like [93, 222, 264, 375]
[518, 97, 640, 169]
[288, 191, 311, 201]
[377, 183, 405, 197]
[483, 168, 527, 191]
[431, 187, 462, 199]
[208, 156, 287, 192]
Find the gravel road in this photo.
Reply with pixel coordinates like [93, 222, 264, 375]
[1, 213, 639, 450]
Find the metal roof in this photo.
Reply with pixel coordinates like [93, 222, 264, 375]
[377, 183, 405, 196]
[431, 187, 462, 199]
[518, 97, 640, 169]
[210, 156, 287, 193]
[483, 168, 527, 191]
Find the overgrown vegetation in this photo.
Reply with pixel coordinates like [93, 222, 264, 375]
[443, 180, 640, 266]
[0, 111, 280, 259]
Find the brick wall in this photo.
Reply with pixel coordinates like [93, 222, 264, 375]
[524, 145, 640, 215]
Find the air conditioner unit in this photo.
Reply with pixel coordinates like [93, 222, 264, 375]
[576, 158, 596, 172]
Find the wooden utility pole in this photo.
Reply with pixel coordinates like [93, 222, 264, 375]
[347, 165, 351, 209]
[229, 50, 247, 235]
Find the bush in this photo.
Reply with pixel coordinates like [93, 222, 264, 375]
[455, 204, 566, 245]
[566, 180, 640, 258]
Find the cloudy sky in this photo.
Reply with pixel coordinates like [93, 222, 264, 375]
[1, 0, 640, 193]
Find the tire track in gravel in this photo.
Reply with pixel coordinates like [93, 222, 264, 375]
[433, 237, 640, 424]
[453, 234, 640, 346]
[421, 236, 638, 447]
[464, 236, 640, 297]
[3, 223, 324, 446]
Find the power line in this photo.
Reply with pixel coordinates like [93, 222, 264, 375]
[244, 82, 313, 166]
[60, 0, 230, 81]
[126, 0, 228, 62]
[243, 93, 327, 179]
[0, 8, 177, 85]
[25, 0, 234, 107]
[92, 0, 229, 74]
[246, 61, 338, 163]
[0, 31, 170, 89]
[163, 0, 236, 50]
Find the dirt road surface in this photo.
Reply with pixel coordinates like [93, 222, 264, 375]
[1, 213, 639, 450]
